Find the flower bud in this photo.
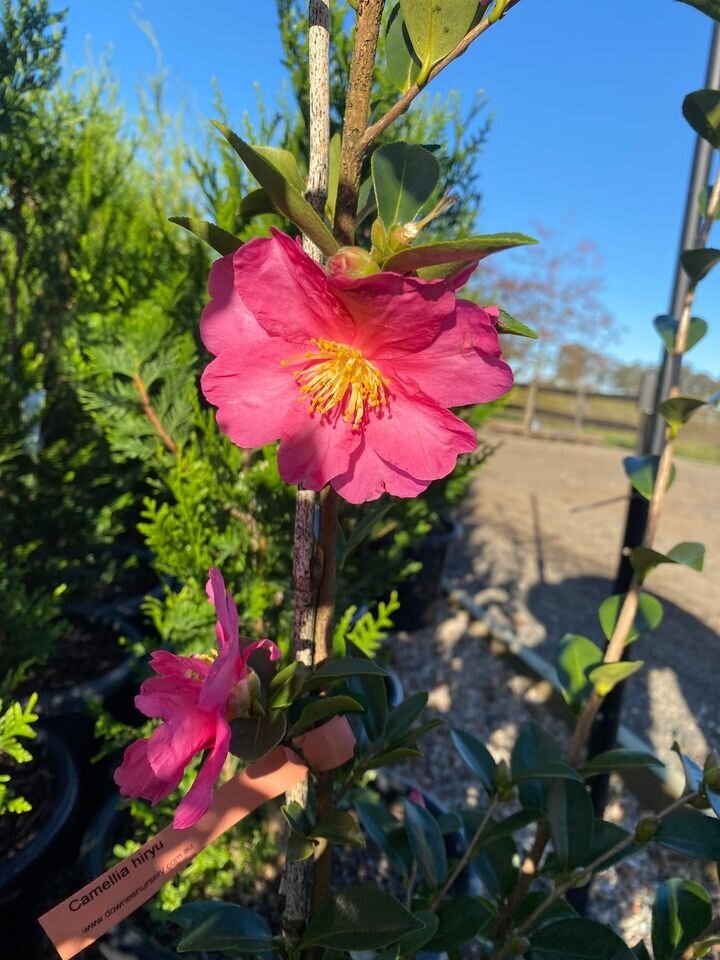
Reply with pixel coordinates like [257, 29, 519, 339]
[509, 937, 530, 956]
[703, 750, 720, 792]
[634, 814, 658, 844]
[327, 246, 380, 279]
[227, 668, 264, 720]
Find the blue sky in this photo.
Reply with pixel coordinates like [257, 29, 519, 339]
[62, 0, 720, 375]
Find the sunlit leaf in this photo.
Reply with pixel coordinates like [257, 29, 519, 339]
[168, 217, 242, 256]
[682, 89, 720, 148]
[588, 660, 644, 697]
[598, 593, 664, 645]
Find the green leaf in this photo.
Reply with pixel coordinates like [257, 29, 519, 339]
[301, 887, 423, 950]
[237, 188, 275, 220]
[512, 893, 578, 929]
[678, 0, 720, 21]
[385, 692, 428, 743]
[383, 232, 537, 273]
[681, 247, 720, 286]
[212, 122, 339, 257]
[472, 831, 519, 898]
[403, 798, 448, 888]
[287, 695, 364, 737]
[528, 919, 636, 960]
[287, 831, 315, 862]
[672, 742, 704, 793]
[683, 89, 720, 148]
[622, 454, 676, 500]
[168, 217, 242, 256]
[450, 727, 497, 793]
[385, 4, 421, 93]
[326, 132, 342, 221]
[633, 942, 653, 960]
[399, 0, 479, 85]
[339, 499, 394, 569]
[630, 541, 705, 582]
[581, 749, 663, 777]
[653, 315, 707, 353]
[556, 634, 603, 711]
[588, 661, 644, 697]
[472, 808, 543, 843]
[585, 820, 637, 870]
[511, 722, 581, 783]
[546, 778, 594, 870]
[394, 910, 440, 955]
[228, 711, 287, 762]
[652, 879, 712, 960]
[655, 811, 720, 859]
[371, 142, 439, 228]
[417, 258, 478, 281]
[699, 185, 720, 218]
[250, 145, 306, 191]
[658, 396, 707, 436]
[354, 801, 409, 873]
[598, 593, 664, 645]
[496, 308, 539, 339]
[312, 811, 366, 848]
[268, 661, 311, 708]
[425, 896, 496, 951]
[371, 746, 423, 766]
[175, 903, 274, 955]
[304, 657, 388, 689]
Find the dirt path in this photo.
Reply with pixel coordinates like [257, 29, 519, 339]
[450, 429, 720, 767]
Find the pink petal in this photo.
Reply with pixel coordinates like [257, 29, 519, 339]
[276, 401, 360, 490]
[147, 650, 210, 681]
[114, 740, 180, 805]
[136, 680, 201, 722]
[240, 638, 281, 667]
[328, 270, 455, 360]
[200, 254, 270, 357]
[146, 709, 216, 782]
[388, 300, 513, 407]
[199, 641, 243, 713]
[206, 568, 239, 649]
[200, 337, 299, 449]
[173, 717, 232, 829]
[232, 230, 355, 345]
[331, 440, 431, 503]
[363, 384, 477, 482]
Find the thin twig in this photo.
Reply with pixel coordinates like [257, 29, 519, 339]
[132, 373, 178, 456]
[430, 796, 499, 910]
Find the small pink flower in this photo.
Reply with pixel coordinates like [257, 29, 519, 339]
[200, 230, 512, 504]
[114, 569, 280, 829]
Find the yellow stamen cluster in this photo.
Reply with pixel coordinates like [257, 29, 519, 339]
[284, 338, 389, 428]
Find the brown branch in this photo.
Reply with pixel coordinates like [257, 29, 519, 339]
[361, 1, 524, 152]
[132, 373, 178, 456]
[333, 0, 386, 245]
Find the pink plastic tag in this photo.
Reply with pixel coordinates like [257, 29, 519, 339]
[39, 716, 355, 960]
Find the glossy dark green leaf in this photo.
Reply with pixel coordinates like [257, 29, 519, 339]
[472, 831, 519, 898]
[268, 661, 311, 708]
[589, 661, 644, 697]
[655, 811, 720, 859]
[450, 727, 497, 793]
[394, 910, 439, 955]
[496, 308, 539, 339]
[403, 798, 448, 888]
[623, 454, 676, 500]
[383, 232, 537, 273]
[652, 878, 712, 960]
[347, 671, 389, 742]
[470, 808, 543, 843]
[228, 710, 286, 762]
[339, 499, 394, 569]
[286, 831, 315, 862]
[212, 121, 338, 257]
[683, 89, 720, 148]
[546, 778, 594, 869]
[658, 396, 707, 436]
[312, 811, 366, 848]
[168, 217, 242, 256]
[175, 903, 274, 955]
[354, 801, 408, 873]
[287, 695, 364, 737]
[512, 722, 581, 783]
[633, 941, 652, 960]
[598, 593, 664, 645]
[585, 820, 636, 870]
[304, 657, 388, 689]
[678, 0, 720, 21]
[653, 315, 707, 353]
[371, 142, 439, 228]
[681, 247, 720, 286]
[630, 541, 705, 582]
[528, 918, 636, 960]
[385, 4, 421, 93]
[385, 692, 428, 743]
[556, 634, 603, 712]
[512, 893, 578, 929]
[581, 749, 663, 777]
[424, 896, 496, 951]
[301, 887, 423, 950]
[371, 746, 422, 766]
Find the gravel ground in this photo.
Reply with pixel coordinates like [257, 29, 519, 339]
[390, 604, 720, 948]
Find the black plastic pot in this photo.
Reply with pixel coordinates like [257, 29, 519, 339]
[392, 519, 462, 631]
[80, 799, 219, 960]
[0, 725, 80, 956]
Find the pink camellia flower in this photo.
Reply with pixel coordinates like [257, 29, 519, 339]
[200, 229, 512, 503]
[114, 568, 280, 829]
